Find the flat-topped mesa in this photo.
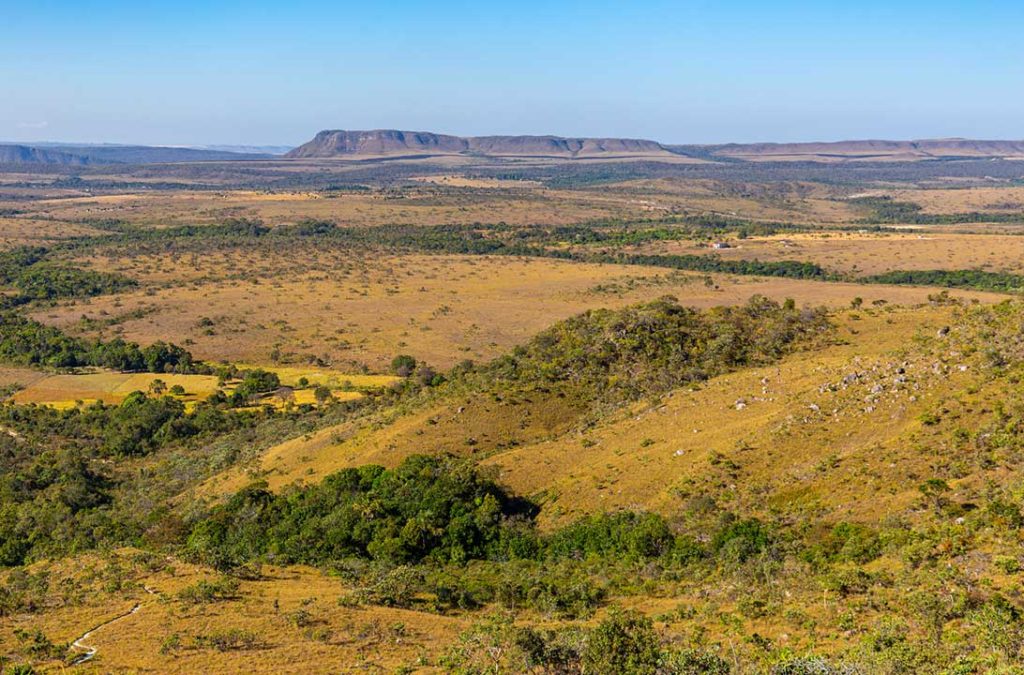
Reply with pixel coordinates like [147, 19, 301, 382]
[285, 129, 672, 158]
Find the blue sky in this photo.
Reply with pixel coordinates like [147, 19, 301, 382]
[2, 1, 1022, 146]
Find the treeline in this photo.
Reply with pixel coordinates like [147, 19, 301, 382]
[186, 454, 767, 572]
[862, 269, 1024, 293]
[471, 157, 1024, 188]
[325, 222, 835, 282]
[59, 214, 1024, 302]
[186, 455, 534, 569]
[65, 217, 844, 286]
[592, 252, 833, 279]
[0, 311, 196, 371]
[851, 196, 1024, 225]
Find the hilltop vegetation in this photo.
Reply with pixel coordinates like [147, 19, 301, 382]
[485, 295, 828, 405]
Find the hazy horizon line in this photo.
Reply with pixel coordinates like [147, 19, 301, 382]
[5, 131, 1024, 151]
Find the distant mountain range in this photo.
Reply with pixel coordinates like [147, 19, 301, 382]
[699, 138, 1024, 161]
[0, 145, 96, 166]
[6, 132, 1024, 166]
[0, 143, 279, 165]
[288, 129, 1024, 162]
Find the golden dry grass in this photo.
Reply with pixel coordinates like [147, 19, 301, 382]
[597, 178, 858, 223]
[31, 253, 1006, 373]
[0, 551, 467, 673]
[0, 216, 110, 250]
[886, 185, 1024, 214]
[0, 547, 873, 674]
[7, 367, 379, 410]
[12, 186, 637, 228]
[233, 365, 400, 389]
[0, 365, 47, 389]
[11, 372, 222, 408]
[7, 174, 1024, 672]
[211, 303, 997, 530]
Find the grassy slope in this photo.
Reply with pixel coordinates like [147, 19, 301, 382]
[15, 299, 1024, 672]
[0, 551, 466, 673]
[200, 302, 993, 531]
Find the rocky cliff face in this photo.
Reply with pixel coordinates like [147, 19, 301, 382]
[0, 145, 93, 165]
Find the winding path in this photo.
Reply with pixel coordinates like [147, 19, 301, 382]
[69, 586, 158, 666]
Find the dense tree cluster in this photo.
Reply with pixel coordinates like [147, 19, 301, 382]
[0, 312, 196, 372]
[186, 455, 536, 568]
[0, 395, 256, 565]
[863, 269, 1024, 293]
[12, 265, 137, 300]
[599, 252, 832, 280]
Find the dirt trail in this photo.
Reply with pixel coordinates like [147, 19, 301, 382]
[69, 586, 158, 666]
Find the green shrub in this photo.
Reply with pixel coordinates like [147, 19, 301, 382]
[662, 648, 731, 674]
[175, 576, 240, 604]
[712, 518, 772, 563]
[581, 607, 661, 675]
[814, 522, 882, 564]
[545, 511, 674, 561]
[486, 296, 828, 405]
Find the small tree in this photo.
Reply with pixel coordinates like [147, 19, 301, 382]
[148, 378, 167, 396]
[416, 365, 439, 387]
[235, 369, 281, 398]
[313, 385, 333, 405]
[391, 354, 417, 377]
[919, 478, 951, 514]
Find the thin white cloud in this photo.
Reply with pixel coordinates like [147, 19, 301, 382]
[17, 121, 48, 129]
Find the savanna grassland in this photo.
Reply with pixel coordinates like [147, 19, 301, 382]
[3, 154, 1024, 674]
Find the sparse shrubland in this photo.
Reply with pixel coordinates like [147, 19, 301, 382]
[9, 168, 1024, 672]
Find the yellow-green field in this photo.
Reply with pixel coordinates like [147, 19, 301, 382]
[234, 364, 400, 389]
[7, 365, 393, 410]
[11, 372, 222, 408]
